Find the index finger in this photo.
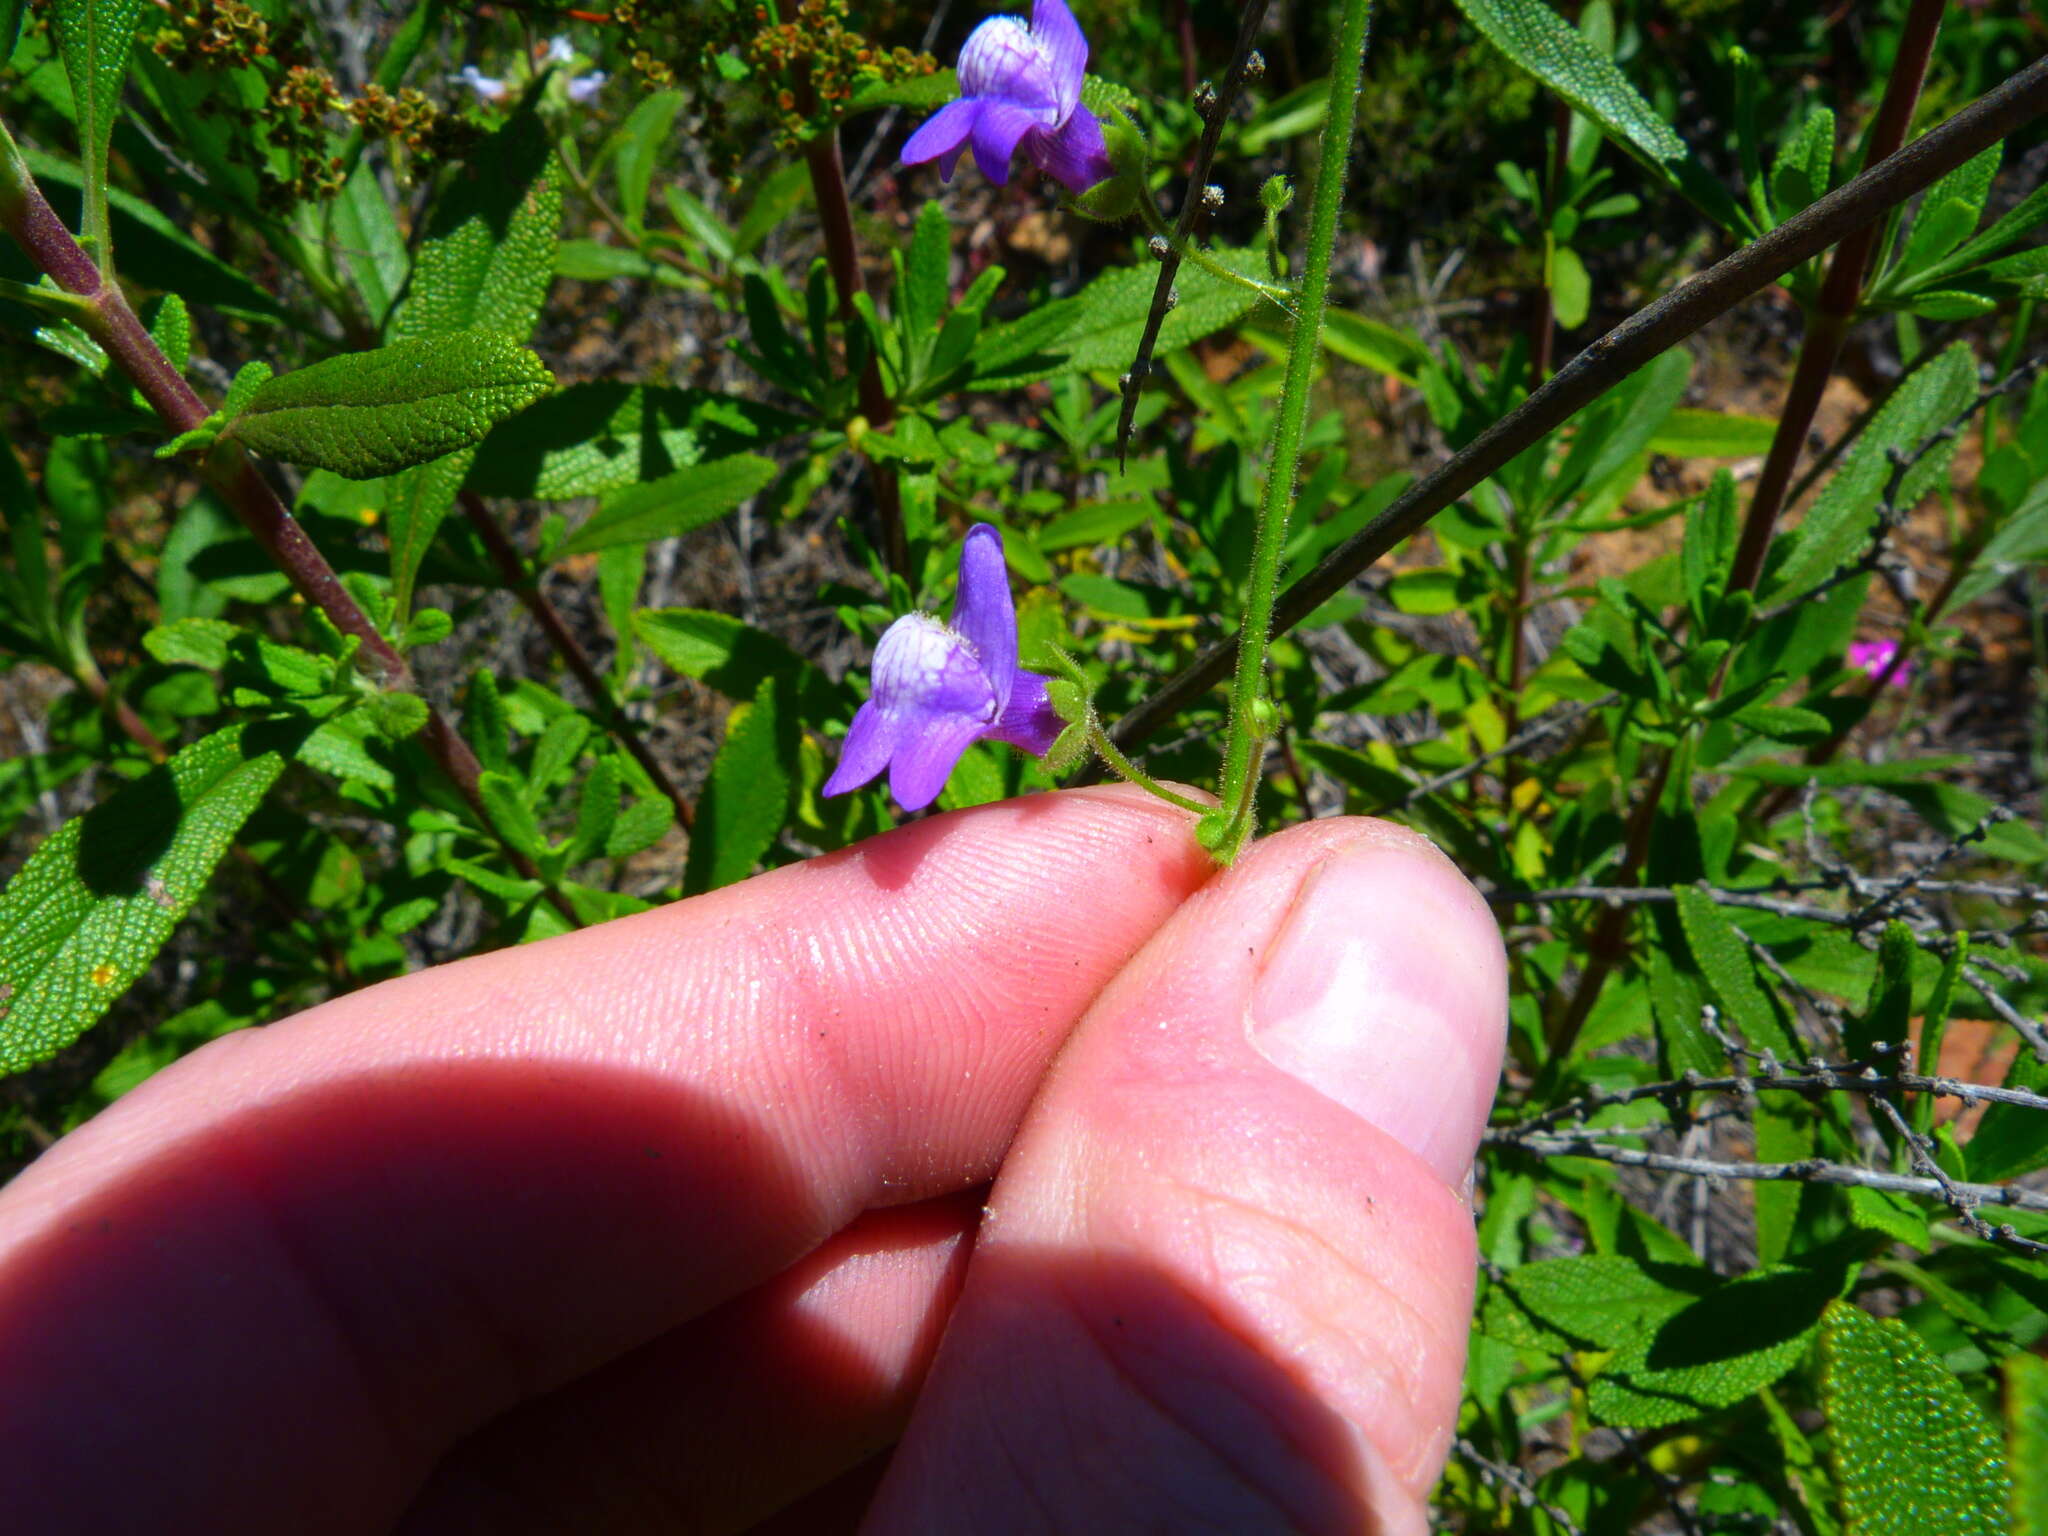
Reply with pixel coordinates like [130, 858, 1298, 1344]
[0, 785, 1211, 1535]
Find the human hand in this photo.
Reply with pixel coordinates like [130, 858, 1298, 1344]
[0, 786, 1505, 1534]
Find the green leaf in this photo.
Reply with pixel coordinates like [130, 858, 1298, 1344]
[605, 795, 673, 860]
[632, 607, 832, 712]
[1847, 920, 1916, 1063]
[1769, 342, 1977, 599]
[1962, 1051, 2048, 1185]
[846, 68, 958, 115]
[1683, 468, 1737, 617]
[330, 160, 411, 331]
[1035, 499, 1154, 552]
[1319, 308, 1433, 386]
[607, 88, 684, 232]
[1479, 1253, 1710, 1353]
[1673, 885, 1795, 1055]
[553, 454, 776, 559]
[467, 382, 807, 501]
[219, 333, 553, 479]
[1450, 0, 1741, 230]
[597, 541, 644, 687]
[1917, 177, 2048, 290]
[384, 102, 561, 615]
[903, 198, 952, 337]
[564, 754, 621, 867]
[2010, 1353, 2048, 1536]
[1649, 407, 1779, 459]
[49, 0, 147, 261]
[1550, 244, 1590, 329]
[1770, 107, 1835, 223]
[683, 676, 790, 894]
[1732, 703, 1832, 742]
[478, 770, 544, 860]
[1588, 1263, 1842, 1428]
[1820, 1301, 2009, 1535]
[0, 720, 296, 1075]
[143, 616, 239, 670]
[554, 239, 657, 283]
[971, 246, 1272, 390]
[1900, 146, 2000, 272]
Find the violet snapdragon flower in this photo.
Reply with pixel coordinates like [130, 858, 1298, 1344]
[900, 0, 1114, 194]
[823, 525, 1063, 810]
[1848, 638, 1914, 688]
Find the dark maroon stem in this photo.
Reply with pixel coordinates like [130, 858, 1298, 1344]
[0, 144, 577, 923]
[458, 490, 696, 831]
[1099, 48, 2048, 762]
[1555, 0, 1946, 1052]
[1726, 0, 1946, 595]
[793, 67, 908, 582]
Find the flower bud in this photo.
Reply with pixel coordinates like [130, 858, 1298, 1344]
[1069, 109, 1149, 220]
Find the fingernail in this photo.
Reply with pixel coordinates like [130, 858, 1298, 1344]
[1250, 839, 1506, 1188]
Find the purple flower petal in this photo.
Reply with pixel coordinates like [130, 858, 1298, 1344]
[888, 713, 989, 810]
[957, 15, 1060, 111]
[902, 97, 985, 179]
[1029, 105, 1113, 193]
[949, 525, 1018, 715]
[969, 101, 1048, 185]
[1030, 0, 1090, 118]
[987, 668, 1063, 757]
[821, 699, 897, 797]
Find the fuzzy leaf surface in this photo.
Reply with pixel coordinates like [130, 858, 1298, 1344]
[0, 721, 296, 1076]
[221, 333, 553, 480]
[1820, 1301, 2009, 1535]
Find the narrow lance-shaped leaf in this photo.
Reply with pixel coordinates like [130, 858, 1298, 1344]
[683, 675, 792, 895]
[553, 454, 777, 559]
[1819, 1300, 2010, 1536]
[49, 0, 148, 266]
[219, 333, 554, 480]
[0, 721, 300, 1076]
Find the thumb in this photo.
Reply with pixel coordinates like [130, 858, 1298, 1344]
[864, 819, 1507, 1535]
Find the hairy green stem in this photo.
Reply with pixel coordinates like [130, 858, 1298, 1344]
[1210, 0, 1371, 863]
[1088, 723, 1213, 817]
[1129, 181, 1297, 310]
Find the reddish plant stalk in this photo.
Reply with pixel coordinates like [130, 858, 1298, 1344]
[0, 141, 577, 923]
[792, 66, 909, 581]
[1725, 0, 1947, 595]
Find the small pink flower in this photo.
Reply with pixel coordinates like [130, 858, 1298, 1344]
[1848, 638, 1913, 688]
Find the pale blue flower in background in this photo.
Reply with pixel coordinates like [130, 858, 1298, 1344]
[449, 64, 508, 102]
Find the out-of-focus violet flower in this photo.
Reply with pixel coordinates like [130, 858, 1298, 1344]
[901, 0, 1113, 194]
[1849, 638, 1914, 687]
[823, 525, 1062, 810]
[543, 34, 577, 65]
[567, 71, 608, 103]
[450, 65, 509, 102]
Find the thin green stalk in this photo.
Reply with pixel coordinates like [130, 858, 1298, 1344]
[1210, 0, 1372, 863]
[1089, 726, 1214, 817]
